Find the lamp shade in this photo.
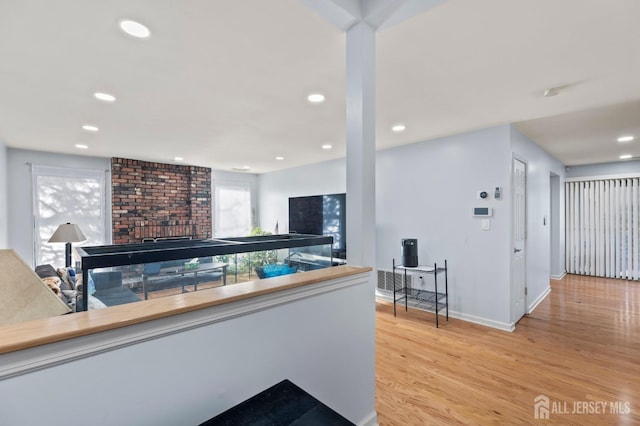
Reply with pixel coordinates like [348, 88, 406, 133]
[48, 223, 87, 243]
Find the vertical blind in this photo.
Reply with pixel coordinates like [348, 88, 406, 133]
[566, 178, 639, 280]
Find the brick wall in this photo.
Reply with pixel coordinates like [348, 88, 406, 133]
[111, 158, 212, 244]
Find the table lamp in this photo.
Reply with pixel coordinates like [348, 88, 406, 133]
[48, 223, 87, 267]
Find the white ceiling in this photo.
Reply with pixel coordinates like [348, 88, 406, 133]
[0, 0, 638, 173]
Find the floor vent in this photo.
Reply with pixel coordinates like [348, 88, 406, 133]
[377, 269, 412, 292]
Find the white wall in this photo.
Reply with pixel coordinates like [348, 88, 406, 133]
[509, 126, 565, 313]
[0, 272, 376, 425]
[0, 139, 8, 248]
[259, 124, 569, 329]
[377, 126, 513, 327]
[260, 126, 520, 328]
[7, 149, 111, 266]
[566, 159, 640, 178]
[258, 159, 346, 234]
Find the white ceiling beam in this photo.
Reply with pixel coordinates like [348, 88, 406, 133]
[301, 0, 361, 31]
[375, 0, 447, 31]
[361, 0, 407, 29]
[302, 0, 446, 31]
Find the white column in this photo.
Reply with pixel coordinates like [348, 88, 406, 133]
[346, 21, 376, 269]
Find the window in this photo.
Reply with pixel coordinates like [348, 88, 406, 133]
[214, 181, 252, 237]
[32, 165, 107, 266]
[566, 178, 639, 280]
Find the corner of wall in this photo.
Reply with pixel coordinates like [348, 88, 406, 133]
[0, 139, 8, 248]
[507, 123, 566, 324]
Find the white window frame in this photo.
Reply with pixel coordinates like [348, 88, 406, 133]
[213, 180, 253, 238]
[31, 165, 107, 267]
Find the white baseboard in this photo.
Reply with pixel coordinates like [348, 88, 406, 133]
[358, 411, 378, 426]
[375, 293, 515, 332]
[375, 290, 393, 302]
[447, 310, 515, 332]
[528, 286, 551, 314]
[550, 271, 566, 280]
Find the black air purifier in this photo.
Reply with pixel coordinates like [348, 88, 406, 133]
[401, 239, 418, 267]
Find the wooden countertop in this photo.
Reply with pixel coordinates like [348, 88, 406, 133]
[0, 265, 371, 355]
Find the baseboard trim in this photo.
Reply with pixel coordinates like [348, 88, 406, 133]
[375, 289, 391, 300]
[550, 271, 566, 280]
[448, 310, 515, 332]
[528, 286, 551, 314]
[357, 411, 378, 426]
[375, 293, 515, 332]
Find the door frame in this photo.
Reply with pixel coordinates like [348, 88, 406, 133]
[511, 156, 528, 323]
[549, 172, 563, 280]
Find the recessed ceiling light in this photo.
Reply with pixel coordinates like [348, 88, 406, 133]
[307, 93, 325, 103]
[620, 154, 633, 160]
[321, 144, 333, 150]
[82, 124, 99, 132]
[94, 92, 116, 102]
[543, 87, 560, 97]
[231, 165, 251, 172]
[275, 156, 284, 161]
[119, 19, 151, 38]
[75, 144, 88, 149]
[618, 136, 635, 143]
[173, 157, 184, 162]
[391, 123, 406, 133]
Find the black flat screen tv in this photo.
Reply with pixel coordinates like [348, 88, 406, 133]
[289, 193, 346, 259]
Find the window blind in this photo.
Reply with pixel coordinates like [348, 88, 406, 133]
[32, 165, 107, 267]
[566, 178, 639, 280]
[213, 181, 252, 237]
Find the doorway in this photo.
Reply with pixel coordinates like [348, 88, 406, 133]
[511, 158, 527, 323]
[549, 173, 562, 279]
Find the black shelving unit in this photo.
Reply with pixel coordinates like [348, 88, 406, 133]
[392, 259, 448, 328]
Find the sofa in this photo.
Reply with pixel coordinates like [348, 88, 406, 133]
[35, 265, 141, 309]
[91, 271, 141, 306]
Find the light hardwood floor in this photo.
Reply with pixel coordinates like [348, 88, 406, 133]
[376, 274, 639, 425]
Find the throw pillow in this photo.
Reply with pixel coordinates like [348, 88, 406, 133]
[35, 264, 72, 304]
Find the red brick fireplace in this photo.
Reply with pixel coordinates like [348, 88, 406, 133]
[111, 158, 212, 244]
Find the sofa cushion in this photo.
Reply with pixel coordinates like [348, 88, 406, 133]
[143, 262, 162, 275]
[91, 271, 141, 306]
[35, 264, 58, 279]
[35, 264, 73, 303]
[93, 286, 141, 306]
[92, 271, 123, 290]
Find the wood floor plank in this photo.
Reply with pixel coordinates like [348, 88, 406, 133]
[375, 274, 640, 425]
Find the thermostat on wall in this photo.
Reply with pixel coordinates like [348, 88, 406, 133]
[473, 207, 493, 217]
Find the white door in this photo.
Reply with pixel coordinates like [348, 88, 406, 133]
[512, 158, 527, 323]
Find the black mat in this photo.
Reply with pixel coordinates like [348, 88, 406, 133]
[199, 379, 354, 426]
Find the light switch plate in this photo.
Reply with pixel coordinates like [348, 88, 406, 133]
[481, 219, 491, 230]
